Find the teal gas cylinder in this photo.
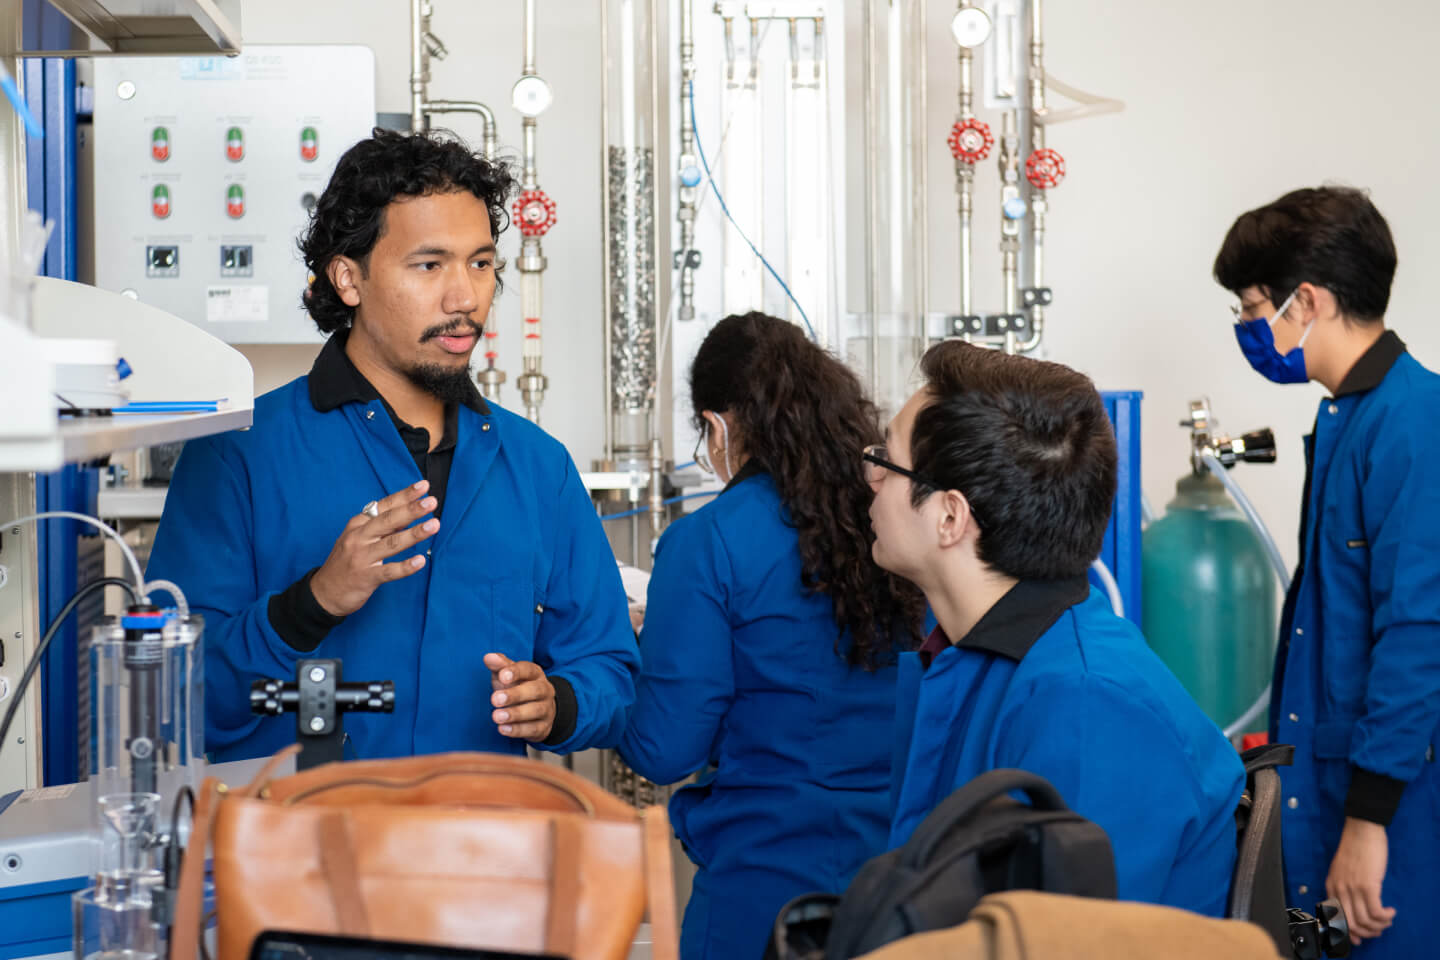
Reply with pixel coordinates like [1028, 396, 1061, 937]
[1142, 471, 1277, 730]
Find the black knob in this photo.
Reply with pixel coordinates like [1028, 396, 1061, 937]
[1239, 428, 1277, 463]
[250, 678, 290, 716]
[1317, 899, 1351, 958]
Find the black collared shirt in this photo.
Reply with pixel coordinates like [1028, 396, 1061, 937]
[268, 330, 489, 653]
[305, 329, 490, 517]
[920, 575, 1092, 669]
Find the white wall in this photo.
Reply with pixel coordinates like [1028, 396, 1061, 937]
[236, 0, 1440, 570]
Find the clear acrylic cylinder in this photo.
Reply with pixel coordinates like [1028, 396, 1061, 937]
[76, 612, 202, 960]
[849, 0, 929, 416]
[90, 613, 204, 803]
[74, 880, 163, 960]
[602, 0, 662, 457]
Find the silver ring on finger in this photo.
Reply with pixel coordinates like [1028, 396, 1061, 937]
[362, 500, 380, 518]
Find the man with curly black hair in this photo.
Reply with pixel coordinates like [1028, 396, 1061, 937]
[147, 130, 639, 763]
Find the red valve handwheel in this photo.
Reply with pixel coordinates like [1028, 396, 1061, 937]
[513, 189, 557, 237]
[947, 118, 994, 164]
[1025, 148, 1066, 189]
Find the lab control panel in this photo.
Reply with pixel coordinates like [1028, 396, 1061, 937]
[93, 46, 376, 343]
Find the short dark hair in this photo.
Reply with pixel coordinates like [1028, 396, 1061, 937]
[299, 128, 518, 334]
[909, 342, 1116, 580]
[1213, 186, 1396, 323]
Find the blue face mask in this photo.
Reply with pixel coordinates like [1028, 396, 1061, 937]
[1233, 291, 1309, 384]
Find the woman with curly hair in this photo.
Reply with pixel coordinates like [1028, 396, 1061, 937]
[619, 312, 925, 960]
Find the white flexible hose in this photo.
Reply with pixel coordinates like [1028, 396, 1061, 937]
[1090, 558, 1125, 619]
[1037, 71, 1125, 125]
[2, 511, 145, 598]
[1200, 455, 1292, 592]
[1199, 454, 1293, 738]
[142, 579, 189, 618]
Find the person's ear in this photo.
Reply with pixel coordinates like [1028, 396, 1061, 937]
[328, 256, 363, 308]
[935, 489, 978, 548]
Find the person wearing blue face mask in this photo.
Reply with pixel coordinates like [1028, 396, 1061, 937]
[1215, 186, 1440, 957]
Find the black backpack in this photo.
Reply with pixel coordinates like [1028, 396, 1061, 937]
[768, 769, 1117, 960]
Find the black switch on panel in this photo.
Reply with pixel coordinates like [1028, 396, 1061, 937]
[220, 244, 254, 277]
[145, 245, 180, 278]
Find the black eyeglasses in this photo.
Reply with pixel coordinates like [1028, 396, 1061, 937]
[863, 444, 933, 486]
[862, 444, 985, 529]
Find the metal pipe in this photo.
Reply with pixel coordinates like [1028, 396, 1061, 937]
[1018, 0, 1047, 352]
[648, 429, 664, 540]
[676, 0, 698, 324]
[863, 0, 880, 401]
[521, 0, 538, 188]
[600, 4, 614, 460]
[646, 0, 667, 542]
[523, 0, 537, 75]
[410, 0, 428, 134]
[998, 110, 1020, 353]
[813, 16, 824, 84]
[915, 1, 930, 348]
[409, 1, 499, 156]
[956, 1, 975, 322]
[423, 100, 499, 159]
[723, 14, 735, 82]
[515, 0, 548, 423]
[748, 16, 760, 84]
[788, 18, 799, 82]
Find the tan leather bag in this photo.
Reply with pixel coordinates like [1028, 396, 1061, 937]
[170, 749, 679, 960]
[854, 890, 1284, 960]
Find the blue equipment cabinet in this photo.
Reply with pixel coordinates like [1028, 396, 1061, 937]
[1092, 391, 1142, 626]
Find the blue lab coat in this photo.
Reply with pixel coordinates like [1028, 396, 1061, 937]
[890, 583, 1244, 917]
[618, 468, 901, 960]
[1270, 335, 1440, 958]
[145, 377, 638, 762]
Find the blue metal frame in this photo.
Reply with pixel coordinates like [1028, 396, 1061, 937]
[1093, 391, 1143, 625]
[0, 874, 88, 960]
[23, 0, 89, 787]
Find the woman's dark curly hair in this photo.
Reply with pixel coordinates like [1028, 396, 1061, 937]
[299, 128, 518, 334]
[690, 313, 926, 668]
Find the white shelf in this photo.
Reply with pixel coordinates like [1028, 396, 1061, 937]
[0, 409, 252, 473]
[0, 279, 256, 473]
[33, 0, 241, 56]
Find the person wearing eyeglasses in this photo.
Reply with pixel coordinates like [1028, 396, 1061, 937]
[617, 312, 925, 960]
[1214, 186, 1440, 956]
[867, 341, 1244, 916]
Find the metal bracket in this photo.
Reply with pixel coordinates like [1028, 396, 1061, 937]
[948, 313, 1031, 338]
[1021, 287, 1053, 308]
[673, 249, 703, 270]
[250, 659, 395, 770]
[717, 2, 825, 19]
[298, 660, 338, 738]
